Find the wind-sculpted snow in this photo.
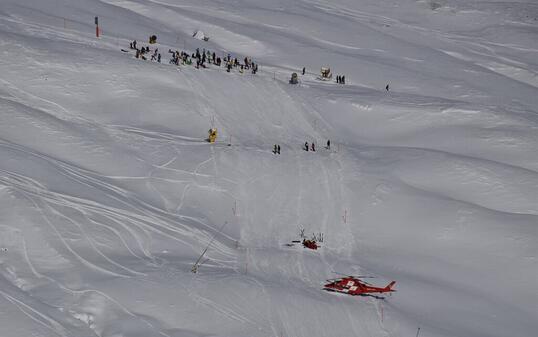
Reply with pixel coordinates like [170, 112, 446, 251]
[0, 0, 537, 337]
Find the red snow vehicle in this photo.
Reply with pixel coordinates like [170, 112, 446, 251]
[324, 276, 396, 296]
[302, 239, 318, 250]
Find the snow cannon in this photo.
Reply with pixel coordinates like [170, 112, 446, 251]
[149, 35, 157, 44]
[319, 67, 332, 80]
[289, 72, 298, 84]
[208, 128, 218, 143]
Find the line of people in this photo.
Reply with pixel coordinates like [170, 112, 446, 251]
[130, 39, 384, 92]
[273, 140, 331, 155]
[129, 39, 259, 76]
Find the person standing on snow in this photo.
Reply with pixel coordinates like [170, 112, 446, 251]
[305, 142, 309, 151]
[386, 84, 390, 91]
[326, 139, 330, 150]
[311, 142, 315, 152]
[277, 145, 281, 154]
[302, 67, 306, 75]
[342, 76, 345, 84]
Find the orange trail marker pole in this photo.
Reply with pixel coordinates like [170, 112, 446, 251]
[95, 16, 99, 37]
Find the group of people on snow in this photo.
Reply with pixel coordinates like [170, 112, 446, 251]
[131, 40, 162, 63]
[304, 141, 317, 152]
[300, 66, 391, 93]
[129, 39, 258, 76]
[273, 140, 331, 154]
[168, 50, 192, 66]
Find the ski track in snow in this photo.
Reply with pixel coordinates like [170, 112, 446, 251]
[0, 0, 537, 337]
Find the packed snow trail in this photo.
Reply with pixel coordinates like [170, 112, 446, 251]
[1, 1, 537, 337]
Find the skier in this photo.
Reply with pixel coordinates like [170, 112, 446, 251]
[158, 53, 161, 63]
[385, 84, 389, 91]
[133, 40, 137, 49]
[305, 142, 309, 151]
[336, 75, 340, 84]
[273, 144, 278, 154]
[311, 142, 315, 152]
[302, 67, 306, 75]
[326, 139, 330, 150]
[342, 75, 345, 84]
[277, 145, 281, 154]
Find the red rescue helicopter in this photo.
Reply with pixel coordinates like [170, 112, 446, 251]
[324, 276, 396, 298]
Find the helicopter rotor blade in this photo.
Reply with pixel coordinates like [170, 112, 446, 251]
[332, 271, 376, 278]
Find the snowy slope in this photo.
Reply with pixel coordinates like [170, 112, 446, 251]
[0, 0, 537, 337]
